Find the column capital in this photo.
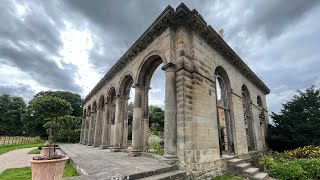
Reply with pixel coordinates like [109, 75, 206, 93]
[90, 110, 96, 114]
[132, 83, 142, 89]
[161, 62, 176, 71]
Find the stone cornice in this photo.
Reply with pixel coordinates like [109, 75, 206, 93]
[84, 3, 270, 104]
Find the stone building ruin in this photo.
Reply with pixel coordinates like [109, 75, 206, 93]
[79, 3, 270, 173]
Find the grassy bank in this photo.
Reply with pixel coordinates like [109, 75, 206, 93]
[0, 142, 44, 155]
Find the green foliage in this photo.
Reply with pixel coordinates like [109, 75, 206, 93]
[0, 142, 44, 155]
[55, 115, 81, 143]
[34, 90, 82, 117]
[28, 148, 40, 154]
[258, 155, 276, 167]
[63, 160, 80, 177]
[148, 131, 164, 155]
[0, 94, 26, 135]
[296, 158, 320, 179]
[31, 96, 72, 119]
[268, 86, 320, 151]
[286, 145, 320, 159]
[269, 161, 305, 180]
[149, 105, 164, 127]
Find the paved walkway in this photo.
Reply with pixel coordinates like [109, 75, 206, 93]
[60, 144, 172, 180]
[0, 147, 36, 173]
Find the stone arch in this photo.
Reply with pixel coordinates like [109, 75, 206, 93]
[98, 94, 105, 109]
[118, 72, 135, 97]
[87, 105, 91, 115]
[135, 50, 167, 86]
[214, 66, 235, 155]
[241, 84, 255, 151]
[106, 86, 117, 103]
[257, 95, 263, 108]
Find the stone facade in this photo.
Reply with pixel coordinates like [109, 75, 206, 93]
[79, 3, 270, 172]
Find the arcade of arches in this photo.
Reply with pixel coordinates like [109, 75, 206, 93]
[79, 4, 270, 171]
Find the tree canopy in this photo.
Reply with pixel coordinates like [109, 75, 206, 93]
[0, 94, 26, 135]
[268, 86, 320, 151]
[34, 90, 82, 117]
[149, 105, 164, 127]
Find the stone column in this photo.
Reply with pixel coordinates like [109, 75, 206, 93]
[93, 107, 103, 147]
[87, 111, 95, 146]
[162, 63, 178, 161]
[143, 87, 150, 151]
[101, 103, 111, 149]
[83, 115, 90, 144]
[130, 85, 143, 156]
[79, 116, 85, 144]
[112, 95, 123, 152]
[122, 97, 129, 149]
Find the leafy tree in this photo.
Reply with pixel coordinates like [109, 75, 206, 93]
[34, 90, 82, 117]
[55, 115, 81, 143]
[31, 96, 72, 158]
[149, 105, 164, 127]
[22, 90, 82, 137]
[0, 94, 26, 135]
[268, 86, 320, 151]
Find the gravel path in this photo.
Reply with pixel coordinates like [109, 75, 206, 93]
[0, 147, 36, 173]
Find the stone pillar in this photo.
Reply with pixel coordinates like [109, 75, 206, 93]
[122, 97, 129, 149]
[130, 85, 143, 156]
[87, 111, 95, 146]
[93, 107, 103, 147]
[112, 95, 123, 152]
[143, 87, 150, 151]
[162, 63, 178, 161]
[79, 116, 85, 144]
[83, 115, 90, 144]
[101, 103, 111, 149]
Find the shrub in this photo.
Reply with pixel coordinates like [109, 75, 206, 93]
[296, 158, 320, 179]
[286, 145, 320, 159]
[258, 155, 275, 167]
[269, 161, 305, 180]
[148, 131, 164, 155]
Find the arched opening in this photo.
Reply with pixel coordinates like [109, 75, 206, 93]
[107, 87, 116, 147]
[257, 95, 266, 148]
[118, 74, 134, 150]
[215, 66, 234, 155]
[135, 55, 166, 153]
[241, 85, 255, 151]
[93, 95, 105, 146]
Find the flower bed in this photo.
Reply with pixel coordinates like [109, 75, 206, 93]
[258, 146, 320, 179]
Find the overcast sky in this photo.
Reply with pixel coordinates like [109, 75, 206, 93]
[0, 0, 319, 114]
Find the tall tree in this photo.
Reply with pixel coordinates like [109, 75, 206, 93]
[22, 90, 82, 137]
[149, 105, 164, 127]
[268, 86, 320, 151]
[0, 94, 26, 135]
[34, 90, 82, 117]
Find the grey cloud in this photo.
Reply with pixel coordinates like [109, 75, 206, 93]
[0, 0, 82, 93]
[0, 83, 36, 102]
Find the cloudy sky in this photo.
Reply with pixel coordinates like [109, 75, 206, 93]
[0, 0, 319, 115]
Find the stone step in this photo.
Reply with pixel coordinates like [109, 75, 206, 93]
[137, 170, 187, 180]
[227, 158, 245, 166]
[234, 163, 251, 171]
[243, 167, 260, 177]
[253, 172, 269, 180]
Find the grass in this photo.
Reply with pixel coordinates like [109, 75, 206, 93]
[0, 142, 44, 155]
[211, 174, 242, 180]
[27, 148, 40, 154]
[0, 161, 80, 180]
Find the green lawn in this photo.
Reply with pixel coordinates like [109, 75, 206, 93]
[0, 142, 44, 155]
[211, 174, 242, 180]
[27, 148, 40, 154]
[0, 161, 80, 180]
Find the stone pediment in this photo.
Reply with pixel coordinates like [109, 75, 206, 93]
[84, 3, 270, 103]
